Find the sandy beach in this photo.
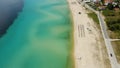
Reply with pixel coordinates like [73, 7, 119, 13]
[67, 0, 110, 68]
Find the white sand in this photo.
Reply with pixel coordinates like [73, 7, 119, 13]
[67, 0, 106, 68]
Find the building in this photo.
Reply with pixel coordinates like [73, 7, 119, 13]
[77, 0, 91, 2]
[77, 0, 101, 3]
[84, 0, 91, 2]
[93, 0, 101, 2]
[104, 0, 113, 5]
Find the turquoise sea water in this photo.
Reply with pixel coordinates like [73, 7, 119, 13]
[0, 0, 72, 68]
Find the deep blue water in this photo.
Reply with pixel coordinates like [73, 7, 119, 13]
[0, 0, 23, 36]
[0, 0, 72, 68]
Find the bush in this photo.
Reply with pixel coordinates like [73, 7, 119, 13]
[107, 3, 114, 10]
[105, 17, 120, 31]
[103, 9, 120, 38]
[102, 10, 115, 16]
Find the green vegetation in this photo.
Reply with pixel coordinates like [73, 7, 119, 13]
[107, 3, 114, 10]
[102, 10, 120, 38]
[87, 12, 99, 24]
[112, 41, 120, 63]
[102, 10, 115, 16]
[101, 0, 104, 4]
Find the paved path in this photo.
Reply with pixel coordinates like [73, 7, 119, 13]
[97, 12, 120, 68]
[80, 2, 120, 68]
[109, 39, 120, 41]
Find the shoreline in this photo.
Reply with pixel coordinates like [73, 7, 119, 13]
[66, 0, 75, 67]
[67, 0, 110, 68]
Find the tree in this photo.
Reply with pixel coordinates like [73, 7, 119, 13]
[101, 0, 104, 5]
[114, 0, 120, 8]
[107, 3, 114, 10]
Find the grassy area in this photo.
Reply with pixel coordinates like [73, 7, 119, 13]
[108, 30, 120, 39]
[102, 10, 120, 39]
[87, 12, 99, 24]
[112, 41, 120, 64]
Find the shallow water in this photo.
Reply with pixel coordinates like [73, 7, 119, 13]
[0, 0, 72, 68]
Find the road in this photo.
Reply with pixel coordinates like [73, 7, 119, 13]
[97, 12, 120, 68]
[68, 0, 107, 68]
[77, 1, 120, 68]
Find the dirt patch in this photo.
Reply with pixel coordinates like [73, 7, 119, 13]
[112, 41, 120, 64]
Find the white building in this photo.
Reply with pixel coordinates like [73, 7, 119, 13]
[77, 0, 101, 3]
[84, 0, 91, 2]
[91, 0, 101, 2]
[77, 0, 91, 2]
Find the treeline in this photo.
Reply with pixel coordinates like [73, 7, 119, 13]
[102, 10, 120, 38]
